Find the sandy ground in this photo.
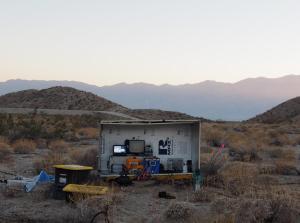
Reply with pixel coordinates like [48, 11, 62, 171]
[1, 144, 300, 223]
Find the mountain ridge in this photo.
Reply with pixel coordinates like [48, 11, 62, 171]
[1, 75, 300, 120]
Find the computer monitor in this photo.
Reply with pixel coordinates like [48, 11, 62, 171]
[113, 145, 127, 156]
[128, 140, 145, 154]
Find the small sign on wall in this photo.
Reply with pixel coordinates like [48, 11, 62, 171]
[158, 137, 173, 155]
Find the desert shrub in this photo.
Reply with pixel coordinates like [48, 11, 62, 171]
[269, 147, 296, 161]
[219, 162, 259, 196]
[268, 132, 292, 146]
[234, 199, 273, 223]
[229, 147, 260, 162]
[165, 202, 193, 220]
[228, 140, 260, 162]
[239, 187, 298, 223]
[268, 148, 284, 158]
[204, 127, 225, 147]
[70, 148, 98, 168]
[292, 135, 300, 145]
[214, 214, 235, 223]
[76, 128, 99, 139]
[191, 187, 212, 202]
[12, 139, 36, 154]
[258, 164, 277, 175]
[0, 142, 11, 161]
[34, 151, 70, 174]
[200, 146, 213, 153]
[267, 195, 298, 223]
[274, 160, 298, 175]
[48, 140, 69, 153]
[201, 159, 223, 177]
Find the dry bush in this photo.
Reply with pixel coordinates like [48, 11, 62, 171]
[70, 148, 98, 168]
[268, 147, 284, 158]
[219, 162, 259, 196]
[73, 192, 121, 223]
[13, 139, 36, 154]
[48, 140, 69, 153]
[0, 142, 11, 161]
[200, 146, 213, 153]
[228, 140, 260, 162]
[191, 187, 212, 202]
[268, 131, 292, 146]
[274, 160, 298, 175]
[211, 197, 239, 214]
[203, 127, 225, 147]
[165, 202, 193, 220]
[214, 214, 235, 223]
[292, 135, 300, 145]
[269, 147, 296, 161]
[258, 164, 277, 175]
[76, 128, 99, 139]
[235, 187, 299, 223]
[33, 151, 70, 174]
[234, 199, 273, 223]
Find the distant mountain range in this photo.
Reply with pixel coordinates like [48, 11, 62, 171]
[1, 75, 300, 120]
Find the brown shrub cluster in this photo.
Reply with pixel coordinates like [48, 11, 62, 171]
[34, 151, 70, 174]
[48, 140, 69, 153]
[203, 127, 225, 147]
[76, 128, 99, 140]
[70, 148, 98, 168]
[191, 187, 212, 202]
[165, 202, 193, 220]
[0, 142, 11, 161]
[12, 139, 36, 154]
[219, 162, 259, 196]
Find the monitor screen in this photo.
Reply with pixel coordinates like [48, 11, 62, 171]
[129, 140, 145, 154]
[113, 145, 126, 155]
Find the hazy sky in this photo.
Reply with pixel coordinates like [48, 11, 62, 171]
[1, 0, 300, 86]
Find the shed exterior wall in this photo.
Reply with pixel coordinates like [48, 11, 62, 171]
[98, 122, 199, 173]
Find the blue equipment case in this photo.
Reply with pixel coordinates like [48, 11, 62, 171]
[144, 158, 160, 174]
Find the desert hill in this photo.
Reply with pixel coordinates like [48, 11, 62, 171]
[0, 87, 196, 120]
[1, 75, 300, 120]
[249, 96, 300, 123]
[0, 86, 127, 112]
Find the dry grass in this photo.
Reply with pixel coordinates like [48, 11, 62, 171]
[0, 142, 11, 161]
[219, 162, 259, 196]
[268, 147, 296, 160]
[203, 126, 225, 147]
[191, 187, 212, 202]
[274, 160, 298, 175]
[12, 139, 36, 154]
[76, 128, 99, 139]
[33, 151, 70, 174]
[165, 202, 193, 220]
[48, 140, 69, 153]
[70, 148, 98, 168]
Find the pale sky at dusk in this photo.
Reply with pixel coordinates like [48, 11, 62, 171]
[0, 0, 300, 86]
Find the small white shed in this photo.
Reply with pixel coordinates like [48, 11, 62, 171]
[98, 120, 201, 175]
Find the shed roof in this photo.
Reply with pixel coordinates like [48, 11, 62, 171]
[100, 119, 200, 125]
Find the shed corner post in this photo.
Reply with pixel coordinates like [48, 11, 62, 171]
[198, 120, 201, 169]
[98, 123, 103, 177]
[194, 120, 202, 191]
